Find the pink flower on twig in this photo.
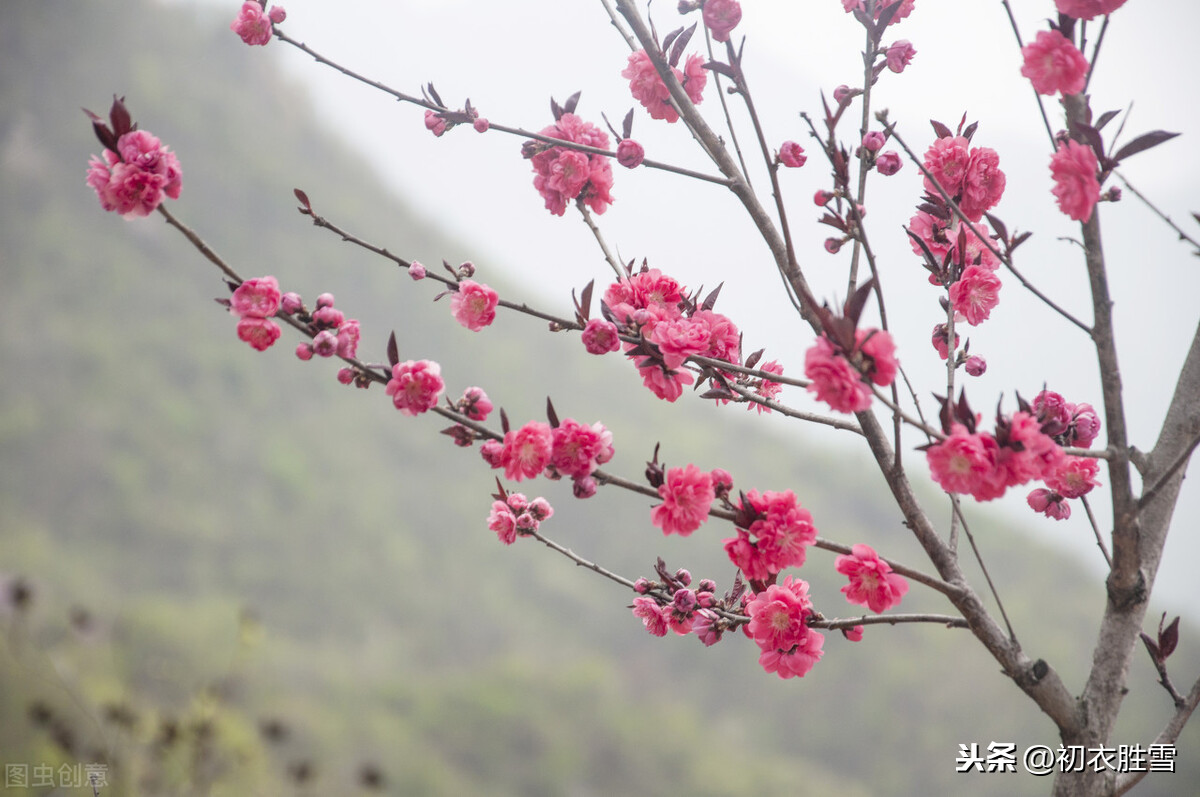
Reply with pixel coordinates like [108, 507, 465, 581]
[450, 279, 499, 331]
[835, 543, 909, 613]
[1021, 30, 1089, 96]
[385, 360, 444, 416]
[1050, 139, 1101, 222]
[651, 464, 715, 537]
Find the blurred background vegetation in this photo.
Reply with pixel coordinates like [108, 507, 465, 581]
[0, 0, 1195, 794]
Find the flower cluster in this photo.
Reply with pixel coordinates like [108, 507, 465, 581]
[723, 490, 817, 583]
[630, 567, 722, 640]
[229, 276, 283, 352]
[488, 492, 554, 545]
[1050, 139, 1101, 223]
[621, 49, 707, 124]
[922, 135, 1006, 223]
[480, 417, 614, 497]
[86, 128, 182, 218]
[804, 328, 897, 414]
[745, 576, 825, 679]
[835, 544, 908, 613]
[651, 464, 716, 536]
[230, 1, 286, 46]
[1025, 389, 1103, 519]
[292, 292, 361, 364]
[527, 113, 614, 216]
[926, 404, 1068, 502]
[1021, 30, 1088, 97]
[603, 267, 741, 402]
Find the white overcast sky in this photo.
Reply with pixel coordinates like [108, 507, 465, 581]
[174, 0, 1200, 609]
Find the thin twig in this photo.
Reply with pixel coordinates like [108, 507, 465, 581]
[1114, 170, 1200, 255]
[1000, 0, 1057, 148]
[1080, 495, 1113, 568]
[1112, 675, 1200, 796]
[1138, 427, 1200, 510]
[577, 203, 625, 278]
[813, 613, 968, 631]
[952, 500, 1017, 643]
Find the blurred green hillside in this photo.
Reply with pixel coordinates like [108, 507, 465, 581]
[0, 1, 1195, 795]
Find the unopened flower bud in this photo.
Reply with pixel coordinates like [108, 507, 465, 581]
[424, 110, 446, 137]
[833, 84, 853, 105]
[697, 578, 717, 593]
[573, 475, 598, 499]
[875, 150, 903, 176]
[315, 292, 335, 310]
[267, 5, 286, 24]
[862, 130, 886, 152]
[824, 237, 844, 254]
[617, 138, 645, 168]
[280, 291, 303, 315]
[473, 117, 490, 133]
[295, 343, 313, 361]
[336, 367, 355, 385]
[813, 189, 835, 206]
[311, 329, 338, 357]
[964, 355, 987, 376]
[480, 439, 504, 468]
[458, 261, 475, 279]
[409, 261, 426, 280]
[672, 588, 697, 613]
[885, 40, 916, 74]
[674, 568, 692, 587]
[633, 577, 653, 594]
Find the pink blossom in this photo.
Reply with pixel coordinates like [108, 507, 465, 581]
[459, 387, 493, 422]
[549, 419, 614, 480]
[926, 424, 995, 496]
[501, 421, 553, 481]
[385, 360, 445, 416]
[1055, 0, 1128, 22]
[842, 625, 865, 642]
[745, 577, 825, 679]
[295, 343, 313, 361]
[1050, 139, 1101, 222]
[723, 490, 816, 580]
[450, 279, 500, 331]
[922, 135, 970, 197]
[996, 411, 1064, 488]
[488, 501, 518, 545]
[336, 320, 360, 359]
[236, 317, 282, 351]
[1069, 403, 1102, 448]
[230, 1, 274, 46]
[621, 50, 706, 123]
[749, 360, 785, 414]
[842, 0, 914, 24]
[908, 213, 999, 270]
[632, 596, 669, 637]
[858, 328, 898, 387]
[1028, 488, 1071, 520]
[959, 147, 1006, 222]
[581, 318, 621, 354]
[616, 139, 645, 168]
[885, 40, 916, 73]
[637, 360, 694, 402]
[703, 0, 742, 42]
[86, 130, 182, 217]
[835, 543, 909, 613]
[1033, 390, 1071, 436]
[805, 336, 872, 413]
[1021, 30, 1089, 97]
[832, 84, 853, 105]
[650, 316, 711, 370]
[480, 439, 504, 468]
[651, 464, 715, 537]
[931, 323, 959, 360]
[949, 265, 1002, 326]
[1045, 455, 1101, 499]
[876, 150, 903, 176]
[312, 305, 344, 329]
[230, 276, 282, 319]
[529, 113, 613, 216]
[779, 141, 807, 168]
[692, 610, 723, 646]
[694, 310, 741, 365]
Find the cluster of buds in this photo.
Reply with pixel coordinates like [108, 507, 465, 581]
[487, 484, 554, 545]
[289, 292, 366, 386]
[631, 559, 740, 646]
